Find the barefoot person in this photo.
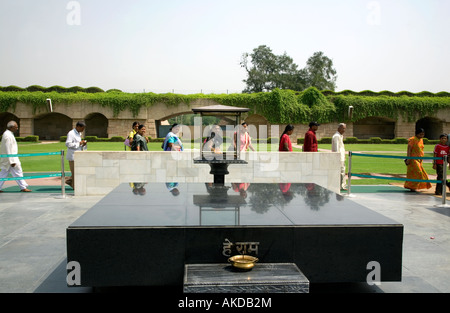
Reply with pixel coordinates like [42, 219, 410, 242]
[404, 128, 432, 191]
[0, 121, 31, 192]
[65, 121, 87, 189]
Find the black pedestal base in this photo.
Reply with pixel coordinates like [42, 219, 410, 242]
[66, 183, 403, 287]
[209, 163, 229, 184]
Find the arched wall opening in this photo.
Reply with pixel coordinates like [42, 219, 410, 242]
[85, 113, 108, 138]
[0, 113, 20, 136]
[34, 113, 72, 140]
[416, 117, 442, 140]
[353, 117, 396, 139]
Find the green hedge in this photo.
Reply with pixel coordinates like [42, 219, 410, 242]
[60, 136, 127, 142]
[321, 89, 450, 97]
[16, 135, 39, 142]
[59, 136, 167, 143]
[296, 137, 439, 145]
[1, 85, 106, 93]
[2, 86, 450, 124]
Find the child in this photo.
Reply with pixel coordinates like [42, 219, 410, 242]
[433, 134, 450, 195]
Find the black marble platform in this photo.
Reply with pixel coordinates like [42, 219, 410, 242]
[66, 182, 403, 287]
[183, 263, 309, 293]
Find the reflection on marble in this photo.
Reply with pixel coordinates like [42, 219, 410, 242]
[70, 182, 399, 228]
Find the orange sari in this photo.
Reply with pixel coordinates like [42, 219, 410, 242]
[404, 136, 432, 190]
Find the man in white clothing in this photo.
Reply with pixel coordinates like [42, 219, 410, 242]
[332, 123, 347, 191]
[65, 121, 87, 188]
[0, 121, 31, 192]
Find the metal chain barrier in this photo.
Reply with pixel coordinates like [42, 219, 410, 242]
[0, 150, 66, 197]
[348, 151, 448, 206]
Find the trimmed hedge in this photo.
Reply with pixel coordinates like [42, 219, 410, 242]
[16, 135, 39, 142]
[59, 136, 165, 143]
[296, 137, 439, 145]
[1, 85, 106, 93]
[2, 86, 450, 124]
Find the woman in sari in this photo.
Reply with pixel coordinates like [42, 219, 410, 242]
[162, 123, 184, 151]
[131, 125, 148, 151]
[404, 128, 432, 191]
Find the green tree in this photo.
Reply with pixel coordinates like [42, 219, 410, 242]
[241, 46, 337, 93]
[304, 51, 337, 91]
[240, 45, 306, 93]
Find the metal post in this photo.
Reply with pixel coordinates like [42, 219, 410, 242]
[61, 150, 66, 198]
[347, 151, 352, 196]
[236, 114, 241, 160]
[435, 155, 450, 208]
[442, 155, 447, 205]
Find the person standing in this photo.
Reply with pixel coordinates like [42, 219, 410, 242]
[125, 121, 139, 151]
[433, 134, 450, 195]
[332, 123, 347, 191]
[0, 121, 31, 192]
[162, 123, 184, 151]
[131, 124, 149, 151]
[65, 121, 87, 189]
[279, 124, 294, 152]
[303, 122, 320, 152]
[404, 128, 432, 191]
[234, 122, 255, 152]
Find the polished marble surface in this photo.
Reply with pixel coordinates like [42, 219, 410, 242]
[70, 182, 401, 228]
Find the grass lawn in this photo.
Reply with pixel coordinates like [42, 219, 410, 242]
[318, 144, 436, 185]
[318, 143, 435, 153]
[12, 142, 437, 186]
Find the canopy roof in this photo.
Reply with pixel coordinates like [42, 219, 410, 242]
[192, 104, 250, 116]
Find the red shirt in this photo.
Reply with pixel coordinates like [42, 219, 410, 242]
[434, 144, 450, 165]
[279, 134, 292, 152]
[303, 129, 318, 152]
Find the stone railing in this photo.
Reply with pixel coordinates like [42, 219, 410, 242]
[73, 151, 341, 196]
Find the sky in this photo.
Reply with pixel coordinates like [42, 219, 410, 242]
[1, 0, 449, 94]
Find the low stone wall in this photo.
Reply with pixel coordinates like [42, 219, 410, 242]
[73, 151, 341, 196]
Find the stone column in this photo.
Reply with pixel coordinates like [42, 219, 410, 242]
[146, 119, 157, 138]
[19, 118, 33, 137]
[395, 117, 415, 139]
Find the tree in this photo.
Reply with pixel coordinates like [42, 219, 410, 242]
[240, 45, 306, 93]
[241, 46, 337, 93]
[304, 51, 337, 91]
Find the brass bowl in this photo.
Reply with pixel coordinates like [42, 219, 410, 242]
[228, 255, 259, 270]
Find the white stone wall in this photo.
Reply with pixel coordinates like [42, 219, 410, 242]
[74, 151, 341, 196]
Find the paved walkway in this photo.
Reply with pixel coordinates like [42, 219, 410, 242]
[1, 178, 450, 293]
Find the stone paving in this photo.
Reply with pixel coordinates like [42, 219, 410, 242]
[1, 179, 450, 293]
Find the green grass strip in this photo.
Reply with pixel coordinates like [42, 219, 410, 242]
[351, 152, 441, 160]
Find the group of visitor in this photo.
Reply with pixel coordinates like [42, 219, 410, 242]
[279, 122, 347, 190]
[1, 118, 448, 195]
[0, 120, 88, 192]
[278, 121, 323, 152]
[404, 128, 450, 195]
[125, 122, 184, 152]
